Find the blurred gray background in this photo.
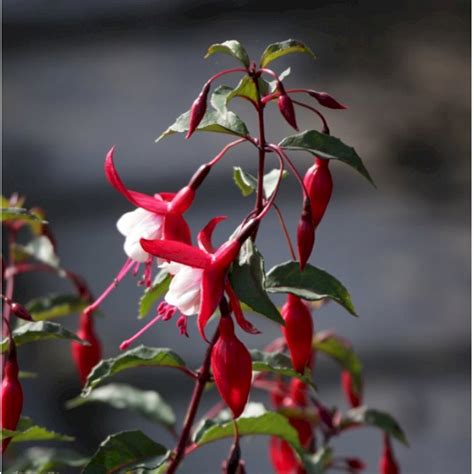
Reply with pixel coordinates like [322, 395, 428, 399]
[3, 1, 470, 473]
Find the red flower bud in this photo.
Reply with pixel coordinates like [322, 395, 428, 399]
[379, 434, 399, 474]
[2, 348, 23, 453]
[278, 93, 299, 130]
[288, 378, 309, 407]
[269, 437, 305, 474]
[10, 302, 33, 321]
[71, 311, 102, 385]
[308, 91, 347, 110]
[211, 316, 252, 418]
[303, 158, 333, 228]
[346, 457, 366, 471]
[296, 200, 315, 269]
[186, 83, 211, 139]
[281, 295, 313, 374]
[341, 369, 362, 408]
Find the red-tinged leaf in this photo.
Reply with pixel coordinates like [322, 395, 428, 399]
[198, 216, 227, 254]
[140, 239, 211, 269]
[104, 147, 168, 214]
[198, 267, 226, 340]
[226, 282, 260, 335]
[163, 214, 192, 244]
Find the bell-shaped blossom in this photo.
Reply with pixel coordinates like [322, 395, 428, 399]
[162, 262, 203, 316]
[141, 216, 257, 340]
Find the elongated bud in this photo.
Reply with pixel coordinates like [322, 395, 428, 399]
[71, 311, 102, 385]
[10, 302, 33, 321]
[341, 369, 362, 408]
[281, 295, 313, 373]
[269, 437, 305, 474]
[278, 93, 299, 130]
[186, 82, 211, 139]
[211, 316, 252, 418]
[297, 199, 315, 269]
[308, 91, 347, 109]
[2, 347, 23, 453]
[379, 434, 399, 474]
[303, 158, 333, 228]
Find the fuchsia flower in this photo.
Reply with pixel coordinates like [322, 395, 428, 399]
[140, 216, 258, 340]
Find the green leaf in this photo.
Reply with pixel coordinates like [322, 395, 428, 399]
[251, 350, 315, 389]
[266, 261, 357, 316]
[1, 207, 46, 224]
[26, 293, 88, 321]
[341, 406, 409, 446]
[14, 235, 60, 267]
[229, 240, 283, 325]
[269, 67, 292, 92]
[279, 130, 375, 186]
[0, 321, 88, 353]
[232, 167, 257, 197]
[312, 332, 363, 395]
[4, 448, 88, 474]
[67, 383, 175, 429]
[193, 403, 302, 453]
[260, 39, 315, 68]
[138, 270, 171, 319]
[2, 417, 74, 443]
[205, 40, 250, 67]
[82, 430, 169, 474]
[226, 76, 270, 106]
[82, 345, 186, 395]
[232, 167, 288, 199]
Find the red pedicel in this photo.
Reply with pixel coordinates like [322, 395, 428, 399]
[211, 316, 252, 418]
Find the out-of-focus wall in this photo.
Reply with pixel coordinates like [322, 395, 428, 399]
[3, 1, 470, 472]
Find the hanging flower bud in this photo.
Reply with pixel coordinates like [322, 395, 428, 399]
[303, 158, 333, 228]
[2, 346, 23, 453]
[186, 83, 211, 139]
[281, 295, 313, 374]
[71, 311, 102, 385]
[341, 369, 363, 408]
[10, 302, 33, 321]
[308, 90, 347, 110]
[211, 316, 252, 418]
[379, 434, 399, 474]
[278, 92, 299, 130]
[346, 457, 366, 471]
[269, 437, 305, 474]
[296, 198, 315, 269]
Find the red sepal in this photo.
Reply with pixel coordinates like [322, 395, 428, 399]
[341, 369, 362, 408]
[226, 282, 260, 335]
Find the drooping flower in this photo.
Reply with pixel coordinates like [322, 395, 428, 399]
[141, 216, 258, 340]
[281, 294, 313, 373]
[1, 345, 23, 453]
[211, 316, 252, 418]
[71, 311, 102, 385]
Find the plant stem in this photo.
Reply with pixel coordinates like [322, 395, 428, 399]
[167, 327, 220, 474]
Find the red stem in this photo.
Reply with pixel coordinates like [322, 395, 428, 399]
[166, 327, 220, 474]
[272, 204, 296, 260]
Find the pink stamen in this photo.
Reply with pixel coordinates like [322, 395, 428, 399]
[132, 261, 141, 276]
[119, 312, 162, 351]
[176, 315, 189, 337]
[139, 257, 153, 288]
[157, 302, 177, 321]
[84, 259, 134, 315]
